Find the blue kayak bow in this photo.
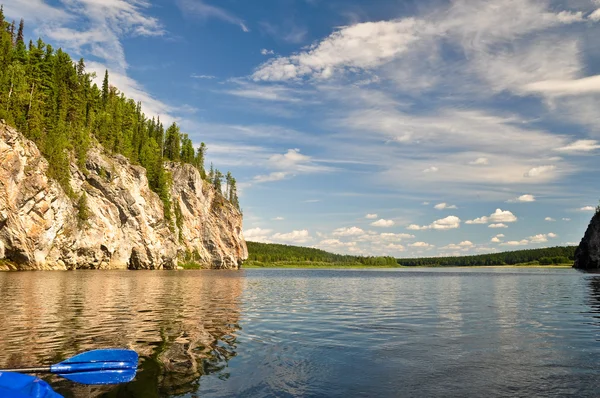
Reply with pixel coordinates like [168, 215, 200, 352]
[0, 349, 138, 385]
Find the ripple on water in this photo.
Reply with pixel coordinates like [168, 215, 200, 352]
[0, 268, 599, 397]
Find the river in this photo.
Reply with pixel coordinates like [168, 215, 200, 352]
[0, 268, 599, 397]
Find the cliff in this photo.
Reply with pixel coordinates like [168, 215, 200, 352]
[0, 122, 247, 271]
[573, 209, 600, 270]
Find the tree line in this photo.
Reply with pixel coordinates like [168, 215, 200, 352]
[247, 241, 577, 267]
[396, 246, 576, 266]
[0, 10, 239, 221]
[246, 241, 398, 266]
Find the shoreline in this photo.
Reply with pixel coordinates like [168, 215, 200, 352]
[242, 262, 573, 269]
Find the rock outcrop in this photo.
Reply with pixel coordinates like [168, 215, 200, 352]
[0, 122, 247, 270]
[574, 209, 600, 270]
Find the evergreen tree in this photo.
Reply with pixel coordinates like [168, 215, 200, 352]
[101, 69, 109, 107]
[164, 122, 181, 161]
[213, 169, 223, 193]
[16, 18, 23, 44]
[195, 142, 206, 179]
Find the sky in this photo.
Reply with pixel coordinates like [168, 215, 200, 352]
[4, 0, 600, 258]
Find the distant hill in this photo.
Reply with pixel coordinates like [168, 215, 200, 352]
[247, 241, 576, 267]
[396, 246, 576, 266]
[246, 241, 397, 265]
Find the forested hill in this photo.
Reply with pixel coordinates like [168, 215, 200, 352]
[396, 246, 576, 266]
[0, 10, 239, 219]
[246, 241, 398, 265]
[247, 241, 576, 266]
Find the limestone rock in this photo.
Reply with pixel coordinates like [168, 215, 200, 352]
[0, 122, 247, 270]
[574, 209, 600, 270]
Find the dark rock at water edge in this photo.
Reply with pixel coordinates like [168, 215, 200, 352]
[574, 210, 600, 270]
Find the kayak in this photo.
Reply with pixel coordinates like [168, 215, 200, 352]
[0, 372, 62, 398]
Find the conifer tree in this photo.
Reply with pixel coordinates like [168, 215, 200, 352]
[195, 142, 206, 179]
[16, 19, 23, 44]
[101, 69, 109, 107]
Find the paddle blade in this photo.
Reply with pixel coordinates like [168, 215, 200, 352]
[55, 368, 137, 385]
[58, 349, 138, 365]
[51, 349, 138, 385]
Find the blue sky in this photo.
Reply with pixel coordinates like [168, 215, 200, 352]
[4, 0, 600, 257]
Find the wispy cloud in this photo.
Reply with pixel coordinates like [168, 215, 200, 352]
[191, 74, 216, 79]
[175, 0, 249, 32]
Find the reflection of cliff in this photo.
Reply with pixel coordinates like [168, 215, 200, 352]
[587, 277, 600, 321]
[0, 271, 244, 397]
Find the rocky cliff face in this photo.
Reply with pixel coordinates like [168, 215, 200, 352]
[0, 122, 247, 271]
[574, 209, 600, 270]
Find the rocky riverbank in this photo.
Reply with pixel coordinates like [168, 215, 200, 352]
[0, 122, 247, 270]
[574, 208, 600, 270]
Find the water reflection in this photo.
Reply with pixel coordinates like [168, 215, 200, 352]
[0, 270, 244, 397]
[586, 277, 600, 324]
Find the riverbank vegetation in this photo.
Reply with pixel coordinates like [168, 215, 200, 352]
[0, 10, 239, 217]
[246, 241, 576, 268]
[246, 241, 397, 266]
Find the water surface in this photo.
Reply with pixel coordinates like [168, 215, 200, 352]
[0, 268, 599, 397]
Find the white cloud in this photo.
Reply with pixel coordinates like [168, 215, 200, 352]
[379, 233, 415, 240]
[41, 0, 165, 72]
[253, 18, 434, 81]
[491, 234, 506, 242]
[545, 217, 556, 221]
[430, 216, 461, 230]
[507, 194, 536, 203]
[408, 216, 461, 231]
[523, 75, 600, 97]
[490, 209, 518, 223]
[423, 166, 439, 173]
[502, 240, 529, 246]
[580, 206, 596, 211]
[489, 223, 508, 228]
[465, 216, 488, 225]
[175, 0, 249, 32]
[222, 82, 309, 103]
[371, 219, 395, 227]
[385, 243, 406, 252]
[562, 218, 571, 221]
[524, 165, 556, 178]
[409, 242, 434, 248]
[244, 227, 273, 242]
[529, 234, 548, 243]
[268, 149, 330, 173]
[273, 217, 285, 221]
[422, 202, 430, 205]
[332, 226, 365, 237]
[528, 233, 558, 243]
[365, 213, 378, 219]
[434, 202, 458, 210]
[469, 157, 489, 165]
[261, 49, 275, 55]
[191, 74, 216, 79]
[271, 229, 312, 244]
[555, 140, 600, 152]
[253, 172, 288, 183]
[466, 209, 518, 225]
